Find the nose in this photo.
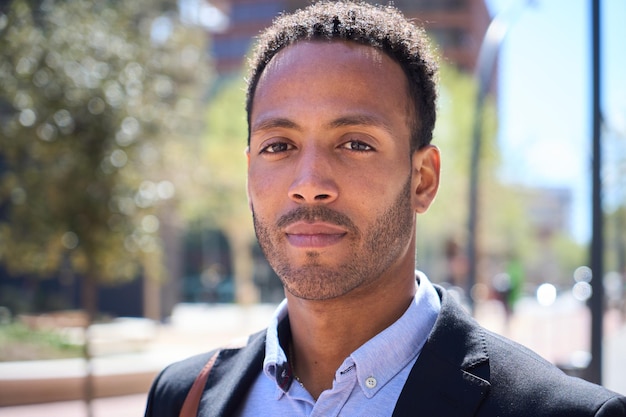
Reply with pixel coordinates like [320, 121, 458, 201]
[288, 147, 338, 204]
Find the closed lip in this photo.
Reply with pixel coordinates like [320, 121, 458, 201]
[284, 221, 347, 248]
[284, 221, 347, 235]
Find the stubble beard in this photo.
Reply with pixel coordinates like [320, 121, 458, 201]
[252, 176, 415, 301]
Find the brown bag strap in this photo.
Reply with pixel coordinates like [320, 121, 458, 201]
[179, 350, 220, 417]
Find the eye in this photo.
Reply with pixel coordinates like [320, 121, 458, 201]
[260, 141, 294, 154]
[341, 140, 374, 152]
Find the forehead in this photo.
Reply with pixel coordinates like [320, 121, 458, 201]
[263, 40, 391, 75]
[256, 40, 404, 88]
[251, 41, 412, 129]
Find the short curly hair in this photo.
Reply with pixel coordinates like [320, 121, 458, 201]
[245, 1, 438, 152]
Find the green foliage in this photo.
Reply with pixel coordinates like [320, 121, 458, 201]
[417, 63, 597, 294]
[0, 322, 82, 361]
[422, 63, 503, 235]
[0, 1, 211, 290]
[605, 206, 626, 274]
[418, 63, 538, 288]
[550, 233, 586, 284]
[180, 76, 251, 233]
[174, 75, 258, 303]
[419, 65, 507, 250]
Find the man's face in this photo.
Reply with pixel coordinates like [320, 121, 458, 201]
[247, 41, 433, 301]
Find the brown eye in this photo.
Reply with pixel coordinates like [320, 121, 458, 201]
[343, 140, 373, 152]
[261, 142, 292, 154]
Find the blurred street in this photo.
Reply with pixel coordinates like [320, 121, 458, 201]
[1, 296, 625, 417]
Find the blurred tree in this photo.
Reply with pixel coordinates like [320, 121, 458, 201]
[179, 77, 258, 304]
[548, 233, 586, 285]
[418, 63, 601, 301]
[606, 206, 626, 294]
[417, 63, 535, 293]
[0, 0, 211, 320]
[604, 128, 626, 316]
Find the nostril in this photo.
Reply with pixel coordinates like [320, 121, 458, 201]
[289, 192, 332, 202]
[288, 174, 338, 203]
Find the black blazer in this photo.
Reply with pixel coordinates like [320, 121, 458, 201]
[145, 286, 626, 416]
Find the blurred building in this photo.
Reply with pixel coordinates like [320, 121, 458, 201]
[518, 186, 575, 288]
[206, 0, 490, 76]
[521, 187, 573, 238]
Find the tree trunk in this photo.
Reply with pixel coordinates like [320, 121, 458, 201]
[81, 273, 98, 323]
[80, 273, 98, 417]
[143, 274, 162, 321]
[223, 224, 258, 305]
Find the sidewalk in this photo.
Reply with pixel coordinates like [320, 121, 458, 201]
[1, 299, 624, 416]
[0, 394, 148, 417]
[0, 304, 277, 408]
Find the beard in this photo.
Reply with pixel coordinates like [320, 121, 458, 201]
[252, 175, 415, 301]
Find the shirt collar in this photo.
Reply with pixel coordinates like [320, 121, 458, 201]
[262, 272, 441, 397]
[350, 271, 440, 397]
[262, 299, 294, 394]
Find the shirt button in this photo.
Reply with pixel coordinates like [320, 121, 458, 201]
[365, 377, 377, 389]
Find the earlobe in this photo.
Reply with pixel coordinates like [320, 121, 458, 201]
[411, 145, 440, 213]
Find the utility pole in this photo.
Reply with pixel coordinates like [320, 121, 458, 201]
[587, 0, 603, 385]
[467, 1, 531, 313]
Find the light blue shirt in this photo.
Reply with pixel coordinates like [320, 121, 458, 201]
[236, 272, 441, 417]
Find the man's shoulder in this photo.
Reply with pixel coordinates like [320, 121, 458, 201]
[144, 350, 219, 417]
[421, 286, 626, 415]
[144, 329, 266, 417]
[156, 328, 266, 386]
[482, 329, 626, 415]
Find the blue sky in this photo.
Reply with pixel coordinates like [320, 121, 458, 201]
[486, 0, 626, 242]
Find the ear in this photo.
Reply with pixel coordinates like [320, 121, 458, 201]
[410, 145, 440, 213]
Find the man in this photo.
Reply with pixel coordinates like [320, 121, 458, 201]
[145, 2, 626, 416]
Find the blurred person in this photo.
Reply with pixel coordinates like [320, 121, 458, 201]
[145, 2, 626, 416]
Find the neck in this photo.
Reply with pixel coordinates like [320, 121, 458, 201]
[286, 263, 417, 399]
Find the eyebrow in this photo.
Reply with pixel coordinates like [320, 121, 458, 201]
[251, 114, 394, 136]
[329, 114, 395, 136]
[251, 117, 301, 133]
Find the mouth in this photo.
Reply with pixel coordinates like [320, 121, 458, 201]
[284, 221, 347, 248]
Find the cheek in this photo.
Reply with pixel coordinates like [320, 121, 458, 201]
[346, 164, 406, 196]
[247, 168, 280, 211]
[247, 179, 263, 211]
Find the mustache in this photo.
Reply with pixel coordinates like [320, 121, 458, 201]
[276, 206, 358, 233]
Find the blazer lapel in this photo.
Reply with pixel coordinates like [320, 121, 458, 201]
[392, 286, 491, 417]
[197, 331, 266, 417]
